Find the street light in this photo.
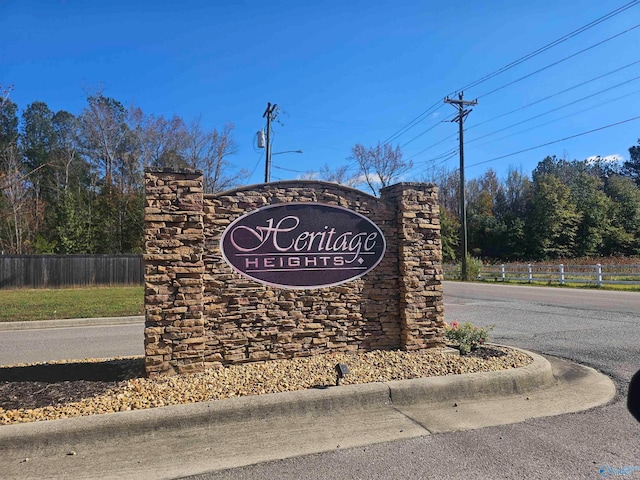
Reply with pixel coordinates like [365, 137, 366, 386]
[273, 150, 303, 155]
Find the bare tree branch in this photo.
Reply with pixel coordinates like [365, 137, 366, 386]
[183, 120, 247, 193]
[0, 84, 13, 112]
[349, 142, 412, 195]
[318, 163, 359, 187]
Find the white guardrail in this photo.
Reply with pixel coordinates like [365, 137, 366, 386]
[444, 263, 640, 286]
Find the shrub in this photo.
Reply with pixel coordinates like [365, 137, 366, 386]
[444, 321, 495, 355]
[454, 255, 483, 280]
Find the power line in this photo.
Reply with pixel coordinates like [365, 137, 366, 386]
[248, 152, 264, 178]
[272, 164, 307, 173]
[383, 101, 444, 144]
[467, 58, 640, 131]
[407, 84, 640, 176]
[381, 1, 640, 144]
[467, 74, 640, 144]
[466, 115, 640, 170]
[471, 86, 640, 149]
[400, 120, 446, 148]
[403, 47, 640, 162]
[403, 149, 459, 178]
[405, 132, 457, 162]
[408, 26, 640, 157]
[409, 148, 459, 168]
[476, 22, 640, 100]
[455, 0, 640, 94]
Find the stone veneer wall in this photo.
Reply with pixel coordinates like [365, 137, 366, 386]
[144, 168, 444, 377]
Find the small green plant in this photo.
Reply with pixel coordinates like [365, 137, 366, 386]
[454, 255, 483, 280]
[444, 320, 495, 355]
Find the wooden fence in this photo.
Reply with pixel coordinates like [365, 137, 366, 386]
[0, 255, 144, 288]
[444, 263, 640, 286]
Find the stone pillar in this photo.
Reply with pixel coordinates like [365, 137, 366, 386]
[144, 168, 205, 377]
[381, 183, 445, 351]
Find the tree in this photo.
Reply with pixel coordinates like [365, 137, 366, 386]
[0, 142, 32, 253]
[0, 89, 251, 254]
[130, 108, 187, 169]
[0, 98, 18, 146]
[54, 187, 95, 253]
[80, 93, 132, 189]
[79, 93, 146, 253]
[603, 175, 640, 255]
[0, 84, 12, 113]
[587, 155, 622, 180]
[426, 167, 459, 215]
[466, 169, 501, 258]
[0, 100, 35, 253]
[21, 101, 56, 238]
[349, 142, 412, 196]
[182, 120, 247, 193]
[570, 173, 612, 257]
[487, 168, 531, 261]
[440, 208, 459, 263]
[317, 164, 359, 187]
[532, 155, 582, 186]
[51, 110, 86, 196]
[49, 111, 95, 253]
[624, 139, 640, 186]
[526, 173, 582, 259]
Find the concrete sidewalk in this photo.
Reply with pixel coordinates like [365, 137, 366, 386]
[0, 349, 615, 480]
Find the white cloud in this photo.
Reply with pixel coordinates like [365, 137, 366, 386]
[586, 154, 624, 164]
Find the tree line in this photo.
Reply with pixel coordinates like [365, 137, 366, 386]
[319, 138, 640, 263]
[433, 153, 640, 263]
[0, 92, 246, 254]
[1, 89, 639, 261]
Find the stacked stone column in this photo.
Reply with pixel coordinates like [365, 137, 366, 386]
[144, 168, 205, 376]
[381, 183, 445, 351]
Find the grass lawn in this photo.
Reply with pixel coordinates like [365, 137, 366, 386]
[0, 286, 144, 322]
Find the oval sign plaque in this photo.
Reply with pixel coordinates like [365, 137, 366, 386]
[220, 202, 386, 289]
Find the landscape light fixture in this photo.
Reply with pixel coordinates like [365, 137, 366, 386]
[335, 363, 350, 386]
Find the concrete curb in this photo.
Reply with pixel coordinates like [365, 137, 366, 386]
[387, 349, 555, 405]
[0, 382, 392, 451]
[0, 348, 555, 452]
[0, 316, 144, 331]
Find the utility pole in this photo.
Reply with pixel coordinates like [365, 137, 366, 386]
[263, 102, 278, 183]
[445, 92, 477, 282]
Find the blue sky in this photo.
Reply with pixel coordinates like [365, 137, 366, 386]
[2, 0, 640, 186]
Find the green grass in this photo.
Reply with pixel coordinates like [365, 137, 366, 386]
[0, 286, 144, 322]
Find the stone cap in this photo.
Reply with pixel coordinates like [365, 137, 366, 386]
[380, 182, 438, 193]
[209, 179, 380, 200]
[145, 167, 203, 175]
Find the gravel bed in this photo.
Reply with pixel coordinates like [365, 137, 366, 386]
[0, 346, 531, 425]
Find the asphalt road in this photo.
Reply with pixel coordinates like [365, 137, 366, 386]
[444, 282, 640, 387]
[181, 282, 640, 480]
[1, 282, 639, 479]
[0, 322, 144, 365]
